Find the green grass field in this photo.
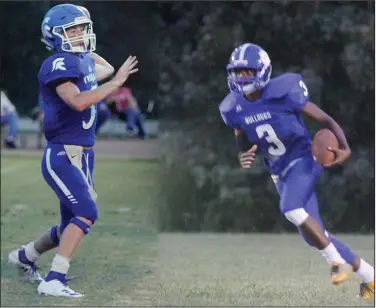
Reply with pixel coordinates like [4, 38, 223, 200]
[1, 154, 159, 306]
[157, 233, 374, 306]
[1, 154, 374, 306]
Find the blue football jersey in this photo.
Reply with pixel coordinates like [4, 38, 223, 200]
[38, 52, 98, 147]
[219, 73, 313, 175]
[38, 92, 45, 109]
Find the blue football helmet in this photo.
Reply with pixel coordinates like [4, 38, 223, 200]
[40, 4, 96, 53]
[227, 43, 272, 95]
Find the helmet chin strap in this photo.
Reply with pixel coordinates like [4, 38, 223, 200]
[41, 38, 54, 51]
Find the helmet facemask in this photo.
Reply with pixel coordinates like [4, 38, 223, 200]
[52, 17, 96, 53]
[227, 65, 272, 95]
[228, 67, 258, 94]
[227, 45, 272, 95]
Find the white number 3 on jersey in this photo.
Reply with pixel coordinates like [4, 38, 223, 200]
[82, 85, 97, 130]
[256, 124, 286, 156]
[299, 80, 308, 97]
[82, 105, 96, 129]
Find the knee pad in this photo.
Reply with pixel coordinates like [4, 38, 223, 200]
[76, 202, 98, 224]
[284, 208, 309, 226]
[50, 225, 60, 245]
[85, 204, 98, 223]
[70, 217, 92, 234]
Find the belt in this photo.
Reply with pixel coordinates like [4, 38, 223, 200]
[271, 157, 304, 183]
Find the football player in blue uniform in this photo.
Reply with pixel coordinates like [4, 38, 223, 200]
[95, 101, 111, 135]
[36, 95, 110, 147]
[34, 6, 112, 145]
[8, 4, 138, 298]
[219, 43, 374, 299]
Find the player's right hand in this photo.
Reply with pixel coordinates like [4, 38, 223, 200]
[238, 145, 258, 168]
[112, 56, 138, 86]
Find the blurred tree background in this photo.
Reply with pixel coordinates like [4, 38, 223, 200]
[1, 1, 374, 233]
[157, 1, 375, 233]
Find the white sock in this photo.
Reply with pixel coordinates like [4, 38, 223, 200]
[24, 242, 41, 262]
[356, 259, 374, 283]
[51, 254, 70, 275]
[319, 243, 346, 264]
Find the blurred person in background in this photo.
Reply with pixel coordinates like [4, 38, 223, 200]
[29, 93, 46, 149]
[1, 89, 19, 149]
[95, 101, 111, 135]
[106, 86, 146, 139]
[37, 92, 45, 149]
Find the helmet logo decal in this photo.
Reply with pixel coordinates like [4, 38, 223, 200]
[42, 17, 52, 38]
[74, 16, 87, 22]
[232, 60, 248, 66]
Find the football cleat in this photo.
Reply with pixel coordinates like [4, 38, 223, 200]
[8, 249, 43, 283]
[330, 262, 353, 285]
[358, 281, 374, 300]
[37, 279, 84, 298]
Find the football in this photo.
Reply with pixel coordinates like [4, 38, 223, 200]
[311, 129, 339, 166]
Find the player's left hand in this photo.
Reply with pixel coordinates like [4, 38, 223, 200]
[324, 147, 351, 167]
[112, 56, 138, 86]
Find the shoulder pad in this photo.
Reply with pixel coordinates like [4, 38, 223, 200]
[82, 53, 95, 65]
[219, 92, 238, 114]
[38, 53, 81, 85]
[219, 92, 242, 128]
[40, 53, 80, 72]
[263, 73, 302, 100]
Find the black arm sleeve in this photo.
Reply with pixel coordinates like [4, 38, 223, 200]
[235, 132, 252, 152]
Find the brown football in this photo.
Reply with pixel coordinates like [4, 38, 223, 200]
[311, 129, 339, 166]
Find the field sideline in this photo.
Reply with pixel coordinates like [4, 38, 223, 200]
[1, 142, 374, 306]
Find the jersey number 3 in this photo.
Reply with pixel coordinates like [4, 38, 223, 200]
[256, 124, 286, 156]
[254, 81, 307, 156]
[82, 85, 97, 130]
